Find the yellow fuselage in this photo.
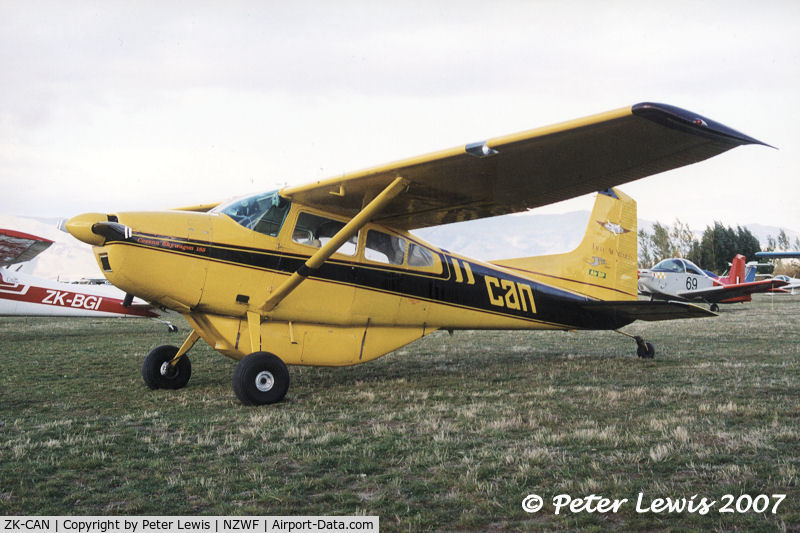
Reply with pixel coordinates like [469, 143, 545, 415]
[69, 189, 638, 367]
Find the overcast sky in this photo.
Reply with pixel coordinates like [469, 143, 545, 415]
[2, 1, 799, 233]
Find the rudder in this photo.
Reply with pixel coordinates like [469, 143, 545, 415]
[726, 254, 747, 284]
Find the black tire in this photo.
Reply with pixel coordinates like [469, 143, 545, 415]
[637, 342, 656, 359]
[710, 303, 720, 312]
[142, 345, 192, 390]
[232, 352, 290, 405]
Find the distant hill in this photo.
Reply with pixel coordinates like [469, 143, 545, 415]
[2, 213, 797, 280]
[637, 220, 800, 248]
[741, 223, 800, 248]
[413, 211, 591, 261]
[415, 212, 800, 262]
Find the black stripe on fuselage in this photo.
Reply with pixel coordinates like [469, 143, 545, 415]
[114, 233, 632, 330]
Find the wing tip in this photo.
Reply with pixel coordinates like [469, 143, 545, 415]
[0, 228, 54, 244]
[0, 228, 55, 267]
[632, 102, 775, 149]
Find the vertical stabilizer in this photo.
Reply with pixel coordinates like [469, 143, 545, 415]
[490, 188, 638, 301]
[744, 261, 758, 283]
[725, 254, 747, 284]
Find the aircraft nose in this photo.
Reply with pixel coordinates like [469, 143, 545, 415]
[65, 213, 130, 246]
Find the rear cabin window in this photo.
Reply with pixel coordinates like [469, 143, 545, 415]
[292, 212, 356, 256]
[215, 191, 291, 237]
[408, 243, 434, 267]
[365, 230, 436, 269]
[365, 230, 406, 265]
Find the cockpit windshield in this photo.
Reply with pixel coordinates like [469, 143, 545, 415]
[652, 259, 685, 273]
[213, 190, 291, 237]
[683, 260, 705, 276]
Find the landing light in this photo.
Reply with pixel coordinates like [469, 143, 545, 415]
[465, 140, 499, 158]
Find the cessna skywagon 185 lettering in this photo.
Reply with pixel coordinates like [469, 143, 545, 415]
[65, 102, 768, 405]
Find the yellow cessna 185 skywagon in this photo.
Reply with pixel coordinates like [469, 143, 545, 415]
[66, 103, 767, 405]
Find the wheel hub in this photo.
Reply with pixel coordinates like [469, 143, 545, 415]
[160, 361, 177, 378]
[255, 370, 275, 392]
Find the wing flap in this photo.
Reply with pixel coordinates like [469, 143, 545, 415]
[281, 103, 767, 230]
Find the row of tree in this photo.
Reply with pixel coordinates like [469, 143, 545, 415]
[638, 220, 800, 276]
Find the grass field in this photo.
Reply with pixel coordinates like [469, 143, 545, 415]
[1, 295, 798, 531]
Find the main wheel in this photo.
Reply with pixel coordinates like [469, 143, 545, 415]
[710, 303, 720, 312]
[636, 341, 655, 359]
[142, 345, 192, 390]
[232, 351, 290, 405]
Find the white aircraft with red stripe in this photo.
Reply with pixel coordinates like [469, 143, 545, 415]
[638, 254, 788, 312]
[0, 228, 172, 325]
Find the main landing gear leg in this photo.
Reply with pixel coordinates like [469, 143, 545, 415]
[615, 329, 655, 359]
[142, 330, 201, 390]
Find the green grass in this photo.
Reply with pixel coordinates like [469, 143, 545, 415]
[1, 295, 798, 531]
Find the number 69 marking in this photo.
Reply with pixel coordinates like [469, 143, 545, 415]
[685, 277, 698, 290]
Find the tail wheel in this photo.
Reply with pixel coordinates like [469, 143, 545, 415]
[142, 345, 192, 390]
[636, 341, 655, 359]
[232, 351, 290, 405]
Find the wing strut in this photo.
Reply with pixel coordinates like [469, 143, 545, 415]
[260, 177, 409, 313]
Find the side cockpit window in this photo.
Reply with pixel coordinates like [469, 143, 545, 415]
[215, 191, 291, 237]
[292, 212, 357, 256]
[684, 262, 704, 276]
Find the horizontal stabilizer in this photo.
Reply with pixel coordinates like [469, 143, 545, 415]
[678, 278, 788, 302]
[579, 300, 716, 322]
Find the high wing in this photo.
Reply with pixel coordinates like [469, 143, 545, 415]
[0, 229, 54, 267]
[280, 102, 769, 230]
[755, 251, 800, 259]
[677, 278, 788, 303]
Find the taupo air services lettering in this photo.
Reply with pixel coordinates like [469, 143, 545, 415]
[484, 276, 536, 313]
